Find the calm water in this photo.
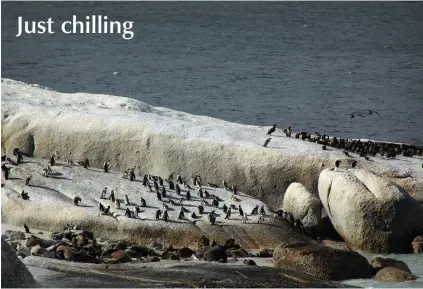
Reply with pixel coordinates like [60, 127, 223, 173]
[2, 2, 423, 146]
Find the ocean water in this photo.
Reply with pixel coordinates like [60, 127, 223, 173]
[2, 2, 423, 146]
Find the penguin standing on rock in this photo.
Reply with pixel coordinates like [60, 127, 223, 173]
[222, 204, 228, 213]
[239, 205, 244, 216]
[101, 188, 107, 199]
[260, 206, 265, 215]
[25, 175, 32, 186]
[156, 191, 162, 201]
[23, 223, 30, 234]
[186, 191, 191, 200]
[351, 160, 357, 168]
[225, 208, 231, 219]
[154, 180, 159, 191]
[175, 184, 181, 195]
[73, 197, 82, 206]
[169, 179, 175, 190]
[20, 190, 29, 200]
[177, 175, 183, 184]
[198, 205, 204, 214]
[142, 175, 148, 186]
[109, 190, 115, 202]
[124, 194, 130, 205]
[155, 210, 163, 220]
[140, 197, 146, 207]
[163, 210, 169, 222]
[161, 186, 167, 198]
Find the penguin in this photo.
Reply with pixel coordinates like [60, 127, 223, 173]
[73, 196, 81, 206]
[169, 179, 175, 190]
[178, 210, 184, 220]
[213, 198, 219, 207]
[163, 210, 169, 222]
[335, 160, 342, 171]
[322, 145, 327, 150]
[109, 190, 116, 202]
[162, 202, 169, 210]
[342, 151, 351, 157]
[115, 199, 120, 209]
[186, 191, 191, 200]
[198, 205, 204, 214]
[140, 197, 146, 207]
[156, 191, 162, 201]
[101, 187, 107, 199]
[258, 213, 264, 224]
[103, 206, 111, 215]
[267, 124, 276, 135]
[287, 126, 292, 137]
[23, 223, 30, 234]
[239, 205, 244, 216]
[201, 199, 208, 206]
[124, 194, 130, 205]
[161, 186, 167, 198]
[154, 180, 159, 191]
[169, 173, 174, 180]
[98, 202, 105, 212]
[210, 215, 216, 225]
[147, 183, 152, 192]
[263, 138, 271, 148]
[191, 212, 197, 219]
[351, 160, 357, 168]
[135, 206, 140, 214]
[155, 210, 163, 220]
[232, 186, 238, 195]
[198, 189, 204, 198]
[142, 175, 148, 186]
[20, 190, 29, 200]
[225, 208, 231, 219]
[177, 175, 182, 184]
[222, 204, 228, 213]
[175, 184, 181, 195]
[159, 176, 164, 187]
[242, 213, 248, 224]
[204, 190, 210, 198]
[250, 205, 258, 215]
[260, 206, 265, 215]
[25, 175, 32, 186]
[125, 208, 132, 218]
[222, 180, 228, 189]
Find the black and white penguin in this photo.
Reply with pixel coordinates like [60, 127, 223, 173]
[25, 175, 32, 186]
[142, 175, 148, 186]
[154, 180, 159, 191]
[222, 204, 228, 213]
[351, 160, 357, 168]
[101, 187, 107, 199]
[163, 210, 169, 222]
[186, 191, 191, 200]
[225, 208, 231, 219]
[222, 180, 228, 189]
[159, 176, 164, 187]
[176, 175, 183, 184]
[322, 145, 327, 150]
[109, 190, 115, 202]
[232, 186, 238, 195]
[335, 160, 342, 171]
[198, 189, 204, 198]
[73, 196, 81, 206]
[155, 210, 163, 220]
[125, 208, 132, 218]
[140, 197, 146, 207]
[204, 190, 210, 198]
[198, 205, 204, 214]
[103, 206, 111, 215]
[135, 206, 140, 214]
[239, 205, 244, 216]
[267, 124, 276, 135]
[263, 138, 271, 148]
[23, 223, 30, 234]
[161, 186, 167, 198]
[162, 202, 169, 210]
[175, 184, 181, 195]
[343, 151, 351, 157]
[178, 210, 184, 220]
[191, 212, 197, 219]
[124, 194, 130, 205]
[98, 202, 105, 212]
[169, 179, 175, 190]
[168, 173, 174, 180]
[156, 191, 162, 201]
[250, 205, 258, 215]
[20, 190, 29, 200]
[213, 198, 219, 208]
[260, 206, 265, 215]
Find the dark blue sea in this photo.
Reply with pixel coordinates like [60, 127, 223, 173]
[2, 1, 423, 145]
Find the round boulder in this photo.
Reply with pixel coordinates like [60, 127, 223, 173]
[1, 238, 37, 287]
[203, 245, 227, 262]
[375, 267, 417, 282]
[318, 168, 423, 253]
[282, 183, 322, 234]
[273, 242, 373, 281]
[370, 256, 412, 274]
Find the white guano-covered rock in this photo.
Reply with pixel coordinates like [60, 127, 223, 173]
[318, 168, 423, 253]
[282, 183, 322, 233]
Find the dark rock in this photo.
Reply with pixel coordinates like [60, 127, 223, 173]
[273, 242, 373, 281]
[1, 238, 37, 288]
[228, 248, 249, 258]
[370, 256, 412, 274]
[203, 245, 227, 262]
[375, 267, 417, 282]
[179, 247, 194, 258]
[243, 259, 256, 266]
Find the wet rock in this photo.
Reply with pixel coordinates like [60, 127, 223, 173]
[412, 236, 423, 254]
[25, 234, 46, 247]
[370, 256, 412, 274]
[273, 242, 373, 281]
[228, 248, 249, 258]
[110, 250, 132, 263]
[1, 238, 37, 287]
[3, 230, 26, 241]
[256, 248, 274, 257]
[375, 267, 417, 282]
[179, 247, 194, 258]
[203, 245, 227, 262]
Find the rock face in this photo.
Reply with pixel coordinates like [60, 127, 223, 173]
[282, 182, 322, 235]
[375, 267, 417, 282]
[272, 242, 373, 281]
[318, 168, 423, 253]
[2, 79, 423, 211]
[412, 236, 423, 254]
[1, 238, 37, 288]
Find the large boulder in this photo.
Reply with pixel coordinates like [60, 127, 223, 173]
[282, 183, 322, 235]
[411, 236, 423, 254]
[1, 238, 37, 288]
[273, 242, 373, 281]
[375, 267, 417, 282]
[370, 256, 412, 274]
[203, 245, 227, 262]
[318, 168, 423, 253]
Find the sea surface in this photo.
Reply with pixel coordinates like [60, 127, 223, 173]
[2, 2, 423, 146]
